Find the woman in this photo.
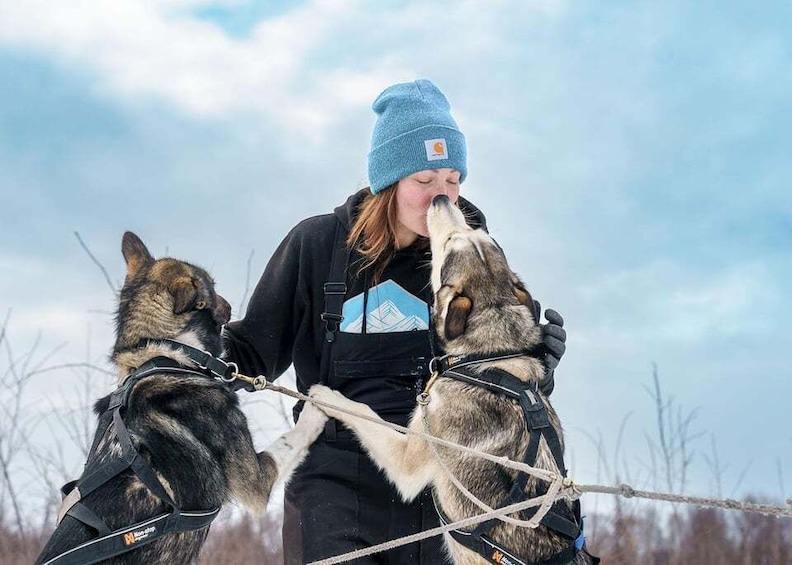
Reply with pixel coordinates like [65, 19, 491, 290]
[222, 79, 566, 564]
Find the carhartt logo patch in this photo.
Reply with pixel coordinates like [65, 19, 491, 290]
[424, 138, 448, 161]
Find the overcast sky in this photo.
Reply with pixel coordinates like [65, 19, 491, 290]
[1, 0, 790, 519]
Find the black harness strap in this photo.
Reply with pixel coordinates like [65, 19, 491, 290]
[433, 496, 578, 565]
[64, 503, 111, 537]
[42, 351, 227, 565]
[137, 339, 240, 382]
[320, 220, 352, 345]
[430, 346, 546, 376]
[434, 363, 585, 564]
[40, 509, 220, 565]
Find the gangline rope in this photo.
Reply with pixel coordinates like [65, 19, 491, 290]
[238, 376, 792, 565]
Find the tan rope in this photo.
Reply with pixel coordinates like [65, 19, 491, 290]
[234, 374, 792, 564]
[419, 402, 576, 529]
[255, 379, 558, 483]
[577, 483, 792, 518]
[307, 488, 564, 565]
[249, 377, 792, 519]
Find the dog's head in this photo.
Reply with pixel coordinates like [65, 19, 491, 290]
[113, 232, 231, 360]
[427, 195, 540, 355]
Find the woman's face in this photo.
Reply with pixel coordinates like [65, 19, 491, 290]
[394, 168, 461, 247]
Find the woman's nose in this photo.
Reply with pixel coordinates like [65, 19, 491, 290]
[431, 181, 449, 196]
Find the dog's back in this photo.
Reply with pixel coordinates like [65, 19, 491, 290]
[36, 232, 277, 564]
[37, 374, 271, 564]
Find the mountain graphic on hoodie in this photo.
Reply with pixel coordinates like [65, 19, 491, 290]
[341, 280, 429, 333]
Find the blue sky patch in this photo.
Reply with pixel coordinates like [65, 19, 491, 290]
[192, 1, 308, 38]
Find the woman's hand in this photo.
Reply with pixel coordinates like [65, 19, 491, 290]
[535, 304, 566, 396]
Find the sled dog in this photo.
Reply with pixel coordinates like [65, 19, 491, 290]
[311, 196, 597, 564]
[36, 232, 326, 564]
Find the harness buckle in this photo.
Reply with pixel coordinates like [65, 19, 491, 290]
[108, 389, 125, 411]
[196, 348, 212, 370]
[320, 312, 344, 342]
[219, 361, 239, 383]
[320, 312, 344, 323]
[520, 390, 550, 429]
[429, 354, 451, 375]
[323, 282, 347, 295]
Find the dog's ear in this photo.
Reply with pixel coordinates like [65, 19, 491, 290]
[169, 277, 198, 315]
[512, 285, 533, 309]
[445, 295, 472, 341]
[122, 232, 154, 279]
[511, 275, 534, 310]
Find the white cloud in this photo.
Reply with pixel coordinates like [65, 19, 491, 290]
[575, 259, 779, 344]
[2, 0, 789, 509]
[0, 0, 370, 130]
[0, 0, 571, 136]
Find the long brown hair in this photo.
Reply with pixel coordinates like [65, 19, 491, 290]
[347, 185, 402, 283]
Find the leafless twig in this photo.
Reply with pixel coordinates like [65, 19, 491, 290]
[237, 249, 255, 318]
[28, 363, 115, 378]
[74, 231, 118, 298]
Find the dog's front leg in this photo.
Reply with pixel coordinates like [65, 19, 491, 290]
[259, 402, 328, 483]
[231, 403, 327, 514]
[309, 385, 433, 502]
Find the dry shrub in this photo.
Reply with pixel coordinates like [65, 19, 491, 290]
[200, 510, 284, 565]
[587, 499, 791, 565]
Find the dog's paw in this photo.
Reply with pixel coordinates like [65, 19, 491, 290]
[308, 384, 349, 419]
[295, 401, 328, 441]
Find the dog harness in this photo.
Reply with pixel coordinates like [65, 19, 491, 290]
[429, 351, 596, 565]
[39, 341, 240, 565]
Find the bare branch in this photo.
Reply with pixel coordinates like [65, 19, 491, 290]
[237, 249, 256, 318]
[74, 231, 119, 297]
[86, 309, 115, 316]
[702, 435, 726, 498]
[28, 363, 116, 378]
[0, 308, 10, 349]
[731, 461, 754, 497]
[650, 362, 674, 492]
[613, 412, 633, 483]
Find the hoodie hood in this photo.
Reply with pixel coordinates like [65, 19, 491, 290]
[333, 188, 488, 232]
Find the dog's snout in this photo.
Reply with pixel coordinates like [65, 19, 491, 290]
[432, 194, 451, 207]
[213, 296, 232, 326]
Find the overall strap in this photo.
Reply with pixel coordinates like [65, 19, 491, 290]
[321, 220, 351, 343]
[319, 219, 351, 381]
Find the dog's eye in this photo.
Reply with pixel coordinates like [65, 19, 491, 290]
[195, 300, 207, 310]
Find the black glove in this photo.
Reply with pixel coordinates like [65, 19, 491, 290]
[533, 301, 566, 396]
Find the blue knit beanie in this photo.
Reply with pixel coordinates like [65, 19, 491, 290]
[368, 79, 467, 194]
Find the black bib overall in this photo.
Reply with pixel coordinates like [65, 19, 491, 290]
[283, 223, 445, 565]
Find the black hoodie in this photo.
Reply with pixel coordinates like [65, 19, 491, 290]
[222, 189, 487, 418]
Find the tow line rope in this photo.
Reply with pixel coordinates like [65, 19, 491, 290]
[230, 372, 792, 565]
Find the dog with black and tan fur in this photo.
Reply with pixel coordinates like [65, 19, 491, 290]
[311, 197, 598, 565]
[36, 232, 326, 564]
